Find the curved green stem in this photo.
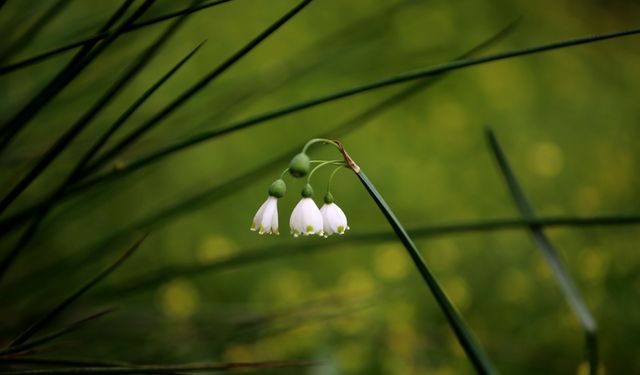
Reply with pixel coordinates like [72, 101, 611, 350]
[302, 138, 341, 154]
[327, 165, 347, 193]
[280, 168, 290, 179]
[306, 160, 345, 184]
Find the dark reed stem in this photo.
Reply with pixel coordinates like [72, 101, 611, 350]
[0, 41, 205, 234]
[80, 0, 314, 177]
[0, 0, 72, 64]
[0, 0, 156, 213]
[0, 0, 140, 148]
[0, 0, 234, 76]
[78, 26, 640, 182]
[356, 170, 497, 374]
[5, 235, 145, 348]
[0, 309, 116, 357]
[485, 129, 598, 375]
[0, 360, 320, 374]
[0, 4, 196, 281]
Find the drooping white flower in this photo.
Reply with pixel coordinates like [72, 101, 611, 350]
[250, 196, 279, 235]
[290, 198, 324, 237]
[320, 202, 349, 236]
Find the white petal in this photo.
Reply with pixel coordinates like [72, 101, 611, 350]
[260, 197, 277, 234]
[251, 197, 271, 232]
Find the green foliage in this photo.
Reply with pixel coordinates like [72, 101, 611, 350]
[0, 1, 639, 374]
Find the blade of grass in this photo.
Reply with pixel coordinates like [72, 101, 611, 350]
[485, 129, 598, 374]
[80, 0, 314, 178]
[0, 18, 517, 232]
[0, 40, 206, 234]
[0, 0, 234, 76]
[355, 169, 497, 374]
[5, 235, 146, 348]
[77, 26, 640, 179]
[0, 357, 127, 367]
[0, 309, 116, 357]
[0, 0, 157, 213]
[0, 4, 199, 280]
[0, 360, 320, 374]
[0, 0, 72, 64]
[0, 0, 140, 147]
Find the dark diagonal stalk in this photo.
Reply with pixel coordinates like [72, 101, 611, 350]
[486, 129, 597, 374]
[353, 158, 497, 374]
[0, 0, 72, 64]
[6, 235, 145, 348]
[0, 0, 234, 76]
[0, 360, 320, 374]
[0, 0, 141, 148]
[80, 0, 314, 178]
[0, 3, 198, 281]
[77, 26, 640, 184]
[0, 309, 116, 357]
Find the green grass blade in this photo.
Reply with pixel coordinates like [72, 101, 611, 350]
[0, 40, 205, 234]
[0, 0, 72, 64]
[96, 213, 640, 300]
[0, 360, 320, 374]
[0, 3, 200, 281]
[6, 235, 146, 348]
[88, 26, 640, 176]
[356, 170, 497, 374]
[0, 0, 189, 215]
[0, 308, 116, 357]
[485, 129, 598, 374]
[0, 0, 133, 142]
[81, 0, 314, 176]
[0, 357, 128, 368]
[0, 0, 234, 76]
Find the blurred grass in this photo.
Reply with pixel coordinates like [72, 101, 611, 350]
[1, 0, 639, 374]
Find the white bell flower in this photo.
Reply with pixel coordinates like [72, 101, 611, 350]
[289, 198, 324, 237]
[250, 196, 279, 235]
[320, 202, 349, 236]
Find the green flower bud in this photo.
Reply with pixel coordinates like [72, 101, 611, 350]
[289, 152, 310, 178]
[324, 191, 334, 204]
[268, 179, 286, 198]
[301, 183, 314, 198]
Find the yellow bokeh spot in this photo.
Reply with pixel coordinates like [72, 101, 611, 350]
[581, 247, 610, 282]
[576, 361, 606, 375]
[337, 342, 367, 373]
[574, 185, 601, 213]
[266, 269, 310, 304]
[158, 279, 199, 319]
[530, 142, 564, 177]
[339, 268, 376, 297]
[499, 268, 532, 304]
[222, 344, 254, 363]
[442, 276, 470, 310]
[427, 240, 460, 273]
[197, 235, 237, 263]
[373, 244, 409, 281]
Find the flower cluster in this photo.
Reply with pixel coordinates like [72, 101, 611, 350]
[251, 140, 351, 238]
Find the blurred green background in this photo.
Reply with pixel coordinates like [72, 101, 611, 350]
[1, 0, 639, 374]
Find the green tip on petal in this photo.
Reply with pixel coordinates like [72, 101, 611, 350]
[306, 225, 314, 233]
[337, 225, 344, 233]
[289, 153, 311, 178]
[268, 179, 286, 198]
